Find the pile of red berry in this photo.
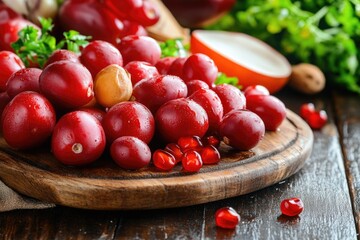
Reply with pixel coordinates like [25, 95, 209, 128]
[0, 32, 288, 172]
[300, 103, 328, 130]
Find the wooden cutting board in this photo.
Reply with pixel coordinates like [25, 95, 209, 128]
[0, 110, 313, 210]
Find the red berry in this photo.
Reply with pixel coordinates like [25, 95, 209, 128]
[177, 136, 203, 151]
[213, 83, 246, 115]
[186, 79, 210, 96]
[243, 85, 270, 97]
[215, 207, 240, 229]
[132, 74, 187, 114]
[0, 51, 25, 92]
[246, 94, 286, 131]
[6, 68, 42, 98]
[124, 60, 159, 86]
[188, 88, 223, 134]
[307, 110, 327, 130]
[44, 49, 80, 68]
[152, 149, 176, 171]
[280, 197, 304, 217]
[182, 150, 203, 172]
[219, 110, 265, 151]
[39, 60, 94, 109]
[102, 101, 155, 144]
[1, 91, 56, 150]
[155, 98, 209, 143]
[182, 53, 218, 87]
[300, 103, 315, 121]
[80, 40, 123, 78]
[51, 111, 106, 166]
[164, 143, 184, 163]
[155, 56, 176, 75]
[167, 57, 187, 78]
[110, 136, 151, 170]
[117, 35, 161, 65]
[201, 145, 220, 165]
[128, 0, 160, 26]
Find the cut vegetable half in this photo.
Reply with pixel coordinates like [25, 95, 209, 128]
[191, 30, 291, 93]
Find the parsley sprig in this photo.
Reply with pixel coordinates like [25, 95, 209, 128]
[159, 38, 189, 58]
[12, 18, 90, 68]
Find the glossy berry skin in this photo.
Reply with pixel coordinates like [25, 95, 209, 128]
[188, 88, 224, 134]
[51, 111, 106, 166]
[155, 98, 209, 143]
[80, 40, 123, 78]
[155, 56, 176, 75]
[110, 136, 151, 170]
[6, 68, 42, 98]
[213, 83, 246, 115]
[102, 101, 155, 144]
[132, 75, 188, 114]
[39, 60, 94, 109]
[186, 79, 209, 96]
[201, 145, 220, 165]
[243, 85, 270, 97]
[300, 103, 315, 121]
[79, 107, 106, 123]
[1, 91, 56, 150]
[117, 35, 161, 65]
[215, 207, 240, 229]
[219, 110, 265, 151]
[44, 49, 80, 68]
[124, 60, 159, 86]
[182, 53, 218, 87]
[0, 51, 25, 92]
[167, 57, 187, 78]
[246, 95, 286, 131]
[307, 110, 327, 130]
[280, 197, 304, 217]
[152, 149, 177, 171]
[181, 150, 203, 172]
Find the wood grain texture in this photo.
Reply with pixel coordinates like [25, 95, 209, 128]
[333, 90, 360, 234]
[0, 110, 312, 210]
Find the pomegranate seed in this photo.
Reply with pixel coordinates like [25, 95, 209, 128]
[181, 150, 203, 172]
[178, 136, 203, 151]
[164, 143, 183, 163]
[215, 207, 240, 229]
[307, 110, 327, 130]
[152, 149, 176, 171]
[202, 135, 220, 148]
[201, 145, 220, 165]
[280, 197, 304, 217]
[300, 103, 315, 121]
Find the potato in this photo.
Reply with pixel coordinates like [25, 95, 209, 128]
[288, 63, 326, 94]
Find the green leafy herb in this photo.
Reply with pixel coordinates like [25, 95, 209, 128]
[207, 0, 360, 94]
[159, 38, 189, 58]
[12, 18, 91, 68]
[215, 72, 241, 89]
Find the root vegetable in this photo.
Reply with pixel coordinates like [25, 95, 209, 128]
[288, 63, 325, 94]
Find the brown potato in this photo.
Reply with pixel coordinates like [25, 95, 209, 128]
[288, 63, 326, 94]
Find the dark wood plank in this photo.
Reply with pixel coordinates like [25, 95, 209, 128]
[333, 90, 360, 234]
[0, 207, 120, 239]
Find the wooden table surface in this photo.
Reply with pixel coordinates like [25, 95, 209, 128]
[0, 86, 359, 239]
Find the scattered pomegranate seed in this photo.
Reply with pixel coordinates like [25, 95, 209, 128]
[164, 143, 183, 163]
[177, 136, 203, 151]
[299, 103, 327, 130]
[307, 110, 327, 130]
[201, 145, 220, 165]
[299, 103, 315, 121]
[181, 150, 203, 172]
[202, 135, 220, 148]
[280, 197, 304, 217]
[152, 149, 176, 171]
[215, 207, 240, 229]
